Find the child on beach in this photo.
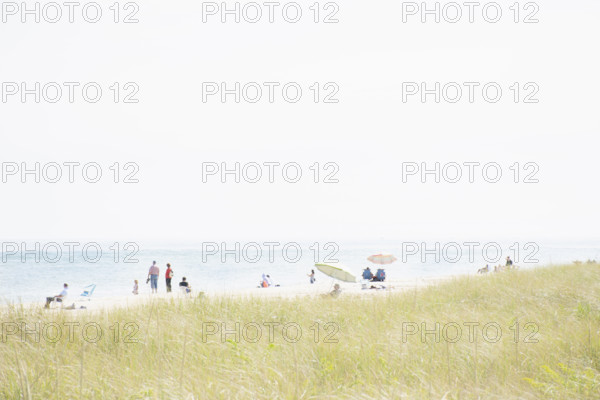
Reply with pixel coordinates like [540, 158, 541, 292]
[133, 280, 139, 295]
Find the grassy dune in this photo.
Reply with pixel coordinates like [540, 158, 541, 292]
[1, 264, 599, 399]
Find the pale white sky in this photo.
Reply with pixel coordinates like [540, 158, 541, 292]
[0, 0, 599, 244]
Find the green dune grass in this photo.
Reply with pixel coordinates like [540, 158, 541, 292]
[1, 264, 599, 399]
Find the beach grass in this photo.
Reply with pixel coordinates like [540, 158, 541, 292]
[1, 264, 599, 399]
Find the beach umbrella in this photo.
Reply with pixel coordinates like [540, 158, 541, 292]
[315, 263, 357, 283]
[367, 254, 397, 265]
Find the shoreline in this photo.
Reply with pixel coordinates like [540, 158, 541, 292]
[1, 273, 460, 313]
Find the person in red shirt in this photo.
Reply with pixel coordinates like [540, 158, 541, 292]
[165, 263, 174, 293]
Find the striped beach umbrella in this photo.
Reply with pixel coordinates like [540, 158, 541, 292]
[367, 254, 398, 265]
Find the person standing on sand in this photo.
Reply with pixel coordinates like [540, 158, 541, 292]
[165, 263, 174, 292]
[132, 280, 139, 295]
[308, 269, 316, 284]
[148, 261, 160, 294]
[506, 256, 513, 268]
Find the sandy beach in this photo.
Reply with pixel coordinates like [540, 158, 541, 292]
[2, 274, 459, 314]
[3, 264, 599, 399]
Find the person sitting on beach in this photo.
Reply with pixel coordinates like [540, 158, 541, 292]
[362, 267, 373, 280]
[372, 269, 386, 282]
[330, 284, 341, 297]
[132, 280, 139, 295]
[260, 273, 270, 288]
[478, 265, 490, 274]
[321, 284, 341, 298]
[45, 283, 68, 309]
[179, 277, 191, 293]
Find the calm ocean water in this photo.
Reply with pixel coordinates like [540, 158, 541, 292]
[1, 241, 598, 303]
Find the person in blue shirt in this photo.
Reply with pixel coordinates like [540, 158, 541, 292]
[373, 269, 386, 282]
